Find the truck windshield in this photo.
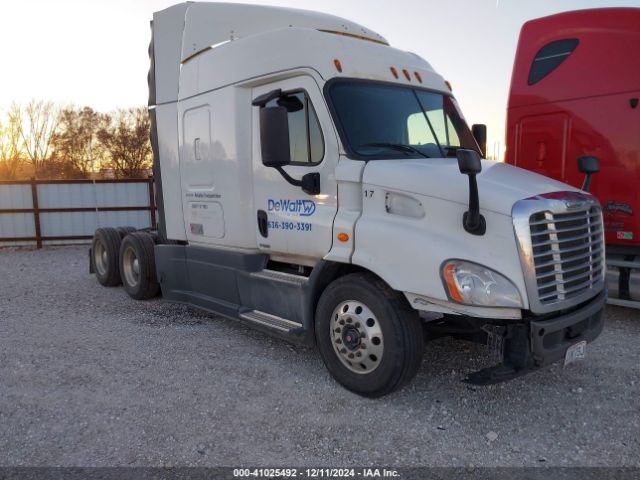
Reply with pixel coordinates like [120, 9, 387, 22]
[327, 80, 480, 159]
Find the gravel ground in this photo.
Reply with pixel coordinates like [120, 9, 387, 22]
[0, 246, 638, 467]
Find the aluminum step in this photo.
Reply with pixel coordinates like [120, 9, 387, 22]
[239, 310, 302, 332]
[606, 297, 640, 309]
[606, 254, 640, 309]
[607, 258, 640, 269]
[249, 269, 308, 286]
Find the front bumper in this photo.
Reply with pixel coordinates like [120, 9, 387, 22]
[529, 290, 606, 367]
[467, 289, 606, 385]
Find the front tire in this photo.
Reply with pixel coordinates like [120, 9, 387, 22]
[119, 232, 160, 300]
[315, 273, 424, 397]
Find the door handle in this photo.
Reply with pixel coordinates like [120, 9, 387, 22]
[194, 138, 201, 161]
[257, 210, 268, 238]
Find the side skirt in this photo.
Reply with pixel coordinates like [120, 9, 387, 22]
[154, 244, 315, 346]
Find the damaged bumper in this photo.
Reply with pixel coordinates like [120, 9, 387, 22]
[467, 290, 606, 385]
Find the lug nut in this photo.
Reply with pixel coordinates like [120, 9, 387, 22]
[348, 353, 354, 359]
[346, 318, 352, 324]
[341, 348, 347, 354]
[356, 352, 362, 357]
[339, 320, 345, 325]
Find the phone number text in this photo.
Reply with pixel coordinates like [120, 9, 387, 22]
[267, 221, 313, 232]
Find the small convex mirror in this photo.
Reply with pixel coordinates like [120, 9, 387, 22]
[471, 124, 487, 158]
[456, 149, 482, 175]
[577, 156, 600, 192]
[577, 156, 600, 175]
[277, 95, 304, 112]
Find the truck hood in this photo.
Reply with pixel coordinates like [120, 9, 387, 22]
[362, 158, 580, 216]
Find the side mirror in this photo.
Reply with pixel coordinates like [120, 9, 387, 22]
[472, 124, 487, 158]
[577, 156, 600, 192]
[456, 149, 486, 236]
[457, 148, 482, 175]
[255, 101, 320, 195]
[259, 106, 291, 168]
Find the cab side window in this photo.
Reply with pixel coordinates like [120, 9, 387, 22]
[266, 91, 324, 164]
[528, 39, 579, 85]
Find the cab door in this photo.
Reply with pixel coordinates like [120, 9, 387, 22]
[180, 105, 226, 241]
[251, 75, 338, 261]
[515, 113, 570, 181]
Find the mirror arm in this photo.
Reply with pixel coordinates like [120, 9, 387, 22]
[581, 174, 593, 192]
[275, 166, 302, 187]
[462, 174, 486, 235]
[275, 167, 320, 195]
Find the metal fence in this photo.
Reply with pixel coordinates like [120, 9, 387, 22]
[0, 178, 156, 248]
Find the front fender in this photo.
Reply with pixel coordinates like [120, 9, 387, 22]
[351, 190, 528, 315]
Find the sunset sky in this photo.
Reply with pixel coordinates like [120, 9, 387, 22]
[0, 0, 636, 157]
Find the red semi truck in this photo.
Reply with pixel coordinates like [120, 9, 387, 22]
[505, 7, 640, 309]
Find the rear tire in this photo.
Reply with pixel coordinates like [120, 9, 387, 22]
[315, 273, 424, 397]
[119, 232, 160, 300]
[91, 227, 123, 287]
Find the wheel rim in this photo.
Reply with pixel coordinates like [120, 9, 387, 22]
[330, 300, 384, 374]
[122, 245, 140, 287]
[93, 239, 108, 276]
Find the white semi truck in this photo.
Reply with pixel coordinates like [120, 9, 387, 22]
[90, 2, 606, 397]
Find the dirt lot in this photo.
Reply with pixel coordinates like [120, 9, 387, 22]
[0, 246, 638, 467]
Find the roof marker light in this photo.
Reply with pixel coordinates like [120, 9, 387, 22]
[402, 69, 411, 81]
[337, 233, 349, 243]
[390, 67, 398, 79]
[334, 59, 343, 73]
[414, 71, 422, 83]
[445, 80, 453, 91]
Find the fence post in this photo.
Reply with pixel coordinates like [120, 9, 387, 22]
[148, 176, 157, 228]
[30, 178, 42, 249]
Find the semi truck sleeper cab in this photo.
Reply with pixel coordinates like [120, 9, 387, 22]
[90, 2, 606, 397]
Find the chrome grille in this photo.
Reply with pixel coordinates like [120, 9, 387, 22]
[512, 191, 605, 314]
[529, 206, 604, 305]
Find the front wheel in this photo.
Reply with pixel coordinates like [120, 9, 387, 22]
[315, 273, 424, 397]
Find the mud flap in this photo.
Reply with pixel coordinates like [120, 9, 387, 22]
[88, 247, 95, 274]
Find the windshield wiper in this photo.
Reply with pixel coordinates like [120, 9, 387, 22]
[357, 143, 430, 159]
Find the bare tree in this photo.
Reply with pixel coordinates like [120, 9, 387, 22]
[97, 107, 152, 178]
[50, 106, 108, 178]
[0, 105, 25, 180]
[17, 100, 60, 178]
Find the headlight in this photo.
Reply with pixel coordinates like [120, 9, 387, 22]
[441, 260, 523, 308]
